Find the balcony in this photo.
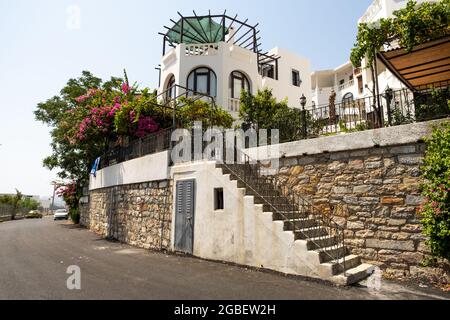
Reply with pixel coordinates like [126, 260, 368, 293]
[338, 79, 355, 91]
[228, 97, 240, 113]
[184, 43, 219, 57]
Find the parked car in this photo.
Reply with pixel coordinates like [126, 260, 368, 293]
[53, 209, 69, 220]
[26, 210, 43, 219]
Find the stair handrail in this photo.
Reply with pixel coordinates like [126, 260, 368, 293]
[221, 146, 347, 274]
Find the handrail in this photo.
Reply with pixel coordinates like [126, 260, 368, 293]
[221, 147, 347, 274]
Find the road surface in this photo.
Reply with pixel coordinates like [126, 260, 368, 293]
[0, 218, 447, 300]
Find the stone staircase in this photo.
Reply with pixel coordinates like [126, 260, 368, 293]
[217, 162, 374, 285]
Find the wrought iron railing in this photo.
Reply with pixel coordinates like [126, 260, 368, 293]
[280, 85, 449, 143]
[220, 147, 347, 273]
[99, 127, 174, 169]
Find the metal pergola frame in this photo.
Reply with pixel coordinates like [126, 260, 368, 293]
[159, 12, 281, 81]
[159, 12, 260, 55]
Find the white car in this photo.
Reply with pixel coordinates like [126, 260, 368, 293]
[53, 209, 69, 220]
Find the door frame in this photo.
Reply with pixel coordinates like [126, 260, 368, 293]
[174, 179, 196, 254]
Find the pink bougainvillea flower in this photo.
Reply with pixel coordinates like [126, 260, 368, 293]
[121, 83, 130, 94]
[134, 116, 159, 138]
[130, 110, 136, 122]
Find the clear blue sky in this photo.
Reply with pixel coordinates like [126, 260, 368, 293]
[0, 0, 373, 196]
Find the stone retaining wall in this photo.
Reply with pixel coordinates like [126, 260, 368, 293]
[276, 142, 449, 284]
[80, 180, 172, 251]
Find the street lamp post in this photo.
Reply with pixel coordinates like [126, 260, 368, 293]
[383, 86, 394, 126]
[300, 94, 307, 138]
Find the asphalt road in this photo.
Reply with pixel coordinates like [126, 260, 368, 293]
[0, 218, 448, 300]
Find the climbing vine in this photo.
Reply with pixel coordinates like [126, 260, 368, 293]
[350, 0, 450, 67]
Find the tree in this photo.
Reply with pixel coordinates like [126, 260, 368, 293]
[20, 198, 40, 210]
[35, 71, 124, 219]
[176, 97, 234, 129]
[239, 88, 288, 130]
[11, 189, 23, 220]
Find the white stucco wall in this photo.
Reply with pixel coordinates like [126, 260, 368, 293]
[170, 161, 325, 279]
[89, 151, 170, 190]
[159, 41, 311, 117]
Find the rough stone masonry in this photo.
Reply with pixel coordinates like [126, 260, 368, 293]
[80, 180, 172, 251]
[276, 142, 449, 284]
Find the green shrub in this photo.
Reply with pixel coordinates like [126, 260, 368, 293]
[420, 121, 450, 261]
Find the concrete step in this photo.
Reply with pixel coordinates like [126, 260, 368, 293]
[264, 204, 296, 214]
[284, 218, 318, 231]
[272, 211, 305, 220]
[306, 235, 338, 250]
[321, 254, 362, 275]
[332, 263, 375, 286]
[317, 245, 347, 263]
[295, 226, 329, 240]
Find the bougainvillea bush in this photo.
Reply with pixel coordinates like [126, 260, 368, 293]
[420, 121, 450, 261]
[35, 71, 168, 221]
[56, 182, 80, 223]
[35, 71, 234, 221]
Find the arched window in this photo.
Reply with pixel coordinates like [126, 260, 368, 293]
[342, 92, 354, 104]
[187, 67, 217, 97]
[229, 71, 251, 99]
[166, 75, 176, 100]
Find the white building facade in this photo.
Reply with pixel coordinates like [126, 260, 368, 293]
[158, 14, 311, 118]
[311, 0, 438, 107]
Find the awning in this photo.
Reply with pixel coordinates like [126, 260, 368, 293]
[378, 36, 450, 91]
[167, 16, 228, 45]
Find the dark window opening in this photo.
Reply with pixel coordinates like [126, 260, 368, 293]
[357, 76, 364, 94]
[261, 65, 275, 79]
[187, 67, 217, 97]
[292, 69, 301, 87]
[166, 75, 176, 100]
[339, 79, 345, 85]
[230, 71, 251, 99]
[214, 188, 224, 210]
[342, 92, 354, 104]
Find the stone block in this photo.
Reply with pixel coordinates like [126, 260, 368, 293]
[398, 154, 423, 165]
[343, 196, 359, 205]
[365, 161, 383, 169]
[381, 197, 404, 205]
[387, 219, 407, 226]
[390, 145, 416, 154]
[402, 224, 422, 233]
[383, 179, 401, 184]
[353, 185, 373, 194]
[366, 239, 415, 251]
[332, 186, 352, 194]
[347, 221, 365, 230]
[405, 195, 424, 206]
[355, 230, 375, 238]
[359, 197, 380, 205]
[348, 159, 364, 170]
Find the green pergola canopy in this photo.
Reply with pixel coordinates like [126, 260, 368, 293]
[167, 17, 228, 44]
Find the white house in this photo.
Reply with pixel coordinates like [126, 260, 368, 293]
[157, 14, 311, 118]
[311, 0, 438, 107]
